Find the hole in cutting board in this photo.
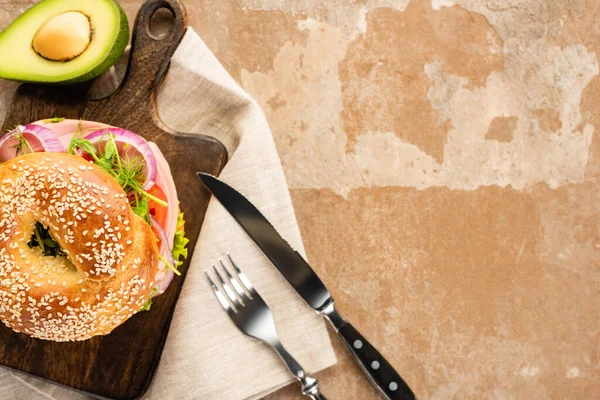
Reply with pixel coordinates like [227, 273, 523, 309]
[148, 7, 175, 39]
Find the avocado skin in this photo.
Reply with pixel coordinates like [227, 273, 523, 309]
[1, 0, 129, 85]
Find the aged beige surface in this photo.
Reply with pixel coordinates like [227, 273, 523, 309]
[1, 0, 599, 398]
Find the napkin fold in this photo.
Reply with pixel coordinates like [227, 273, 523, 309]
[0, 28, 336, 400]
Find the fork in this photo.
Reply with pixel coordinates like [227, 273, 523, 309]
[205, 254, 327, 400]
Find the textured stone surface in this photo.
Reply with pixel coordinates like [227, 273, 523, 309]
[1, 0, 600, 398]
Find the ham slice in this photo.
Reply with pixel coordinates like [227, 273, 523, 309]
[148, 142, 178, 248]
[148, 142, 179, 292]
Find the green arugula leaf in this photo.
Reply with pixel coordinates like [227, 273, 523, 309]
[104, 138, 116, 160]
[9, 125, 34, 156]
[96, 158, 114, 174]
[43, 117, 65, 123]
[68, 137, 97, 157]
[67, 121, 98, 157]
[139, 299, 152, 311]
[131, 196, 149, 220]
[80, 140, 98, 157]
[139, 288, 158, 312]
[28, 222, 65, 257]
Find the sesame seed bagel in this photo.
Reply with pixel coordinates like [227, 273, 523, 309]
[0, 152, 158, 341]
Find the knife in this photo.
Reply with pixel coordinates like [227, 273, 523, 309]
[197, 173, 416, 400]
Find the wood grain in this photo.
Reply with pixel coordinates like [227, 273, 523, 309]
[0, 1, 227, 399]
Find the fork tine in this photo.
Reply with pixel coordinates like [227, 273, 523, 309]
[212, 264, 243, 309]
[220, 259, 249, 302]
[204, 270, 233, 314]
[227, 253, 256, 297]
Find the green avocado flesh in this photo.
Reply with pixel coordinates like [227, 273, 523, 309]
[0, 0, 129, 84]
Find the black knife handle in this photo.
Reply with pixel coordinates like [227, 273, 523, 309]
[323, 304, 416, 400]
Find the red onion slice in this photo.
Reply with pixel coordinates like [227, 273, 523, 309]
[151, 216, 176, 297]
[0, 124, 64, 161]
[31, 119, 112, 149]
[84, 128, 157, 190]
[155, 270, 175, 296]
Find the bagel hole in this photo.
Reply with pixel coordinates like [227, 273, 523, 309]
[27, 221, 66, 258]
[27, 246, 79, 277]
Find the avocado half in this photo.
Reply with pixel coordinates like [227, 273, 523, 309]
[0, 0, 129, 84]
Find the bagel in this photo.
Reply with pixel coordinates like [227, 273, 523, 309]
[0, 152, 158, 341]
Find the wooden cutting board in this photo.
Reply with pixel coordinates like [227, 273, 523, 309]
[0, 1, 227, 399]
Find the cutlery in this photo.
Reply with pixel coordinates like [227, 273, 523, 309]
[205, 254, 327, 400]
[197, 173, 416, 400]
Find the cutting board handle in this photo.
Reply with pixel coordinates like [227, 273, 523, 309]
[111, 0, 187, 118]
[1, 0, 188, 132]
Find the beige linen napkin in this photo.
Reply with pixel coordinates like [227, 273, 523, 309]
[0, 28, 337, 400]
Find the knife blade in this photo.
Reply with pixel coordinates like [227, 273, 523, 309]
[197, 173, 416, 400]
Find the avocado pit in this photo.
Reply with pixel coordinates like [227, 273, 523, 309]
[32, 11, 91, 61]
